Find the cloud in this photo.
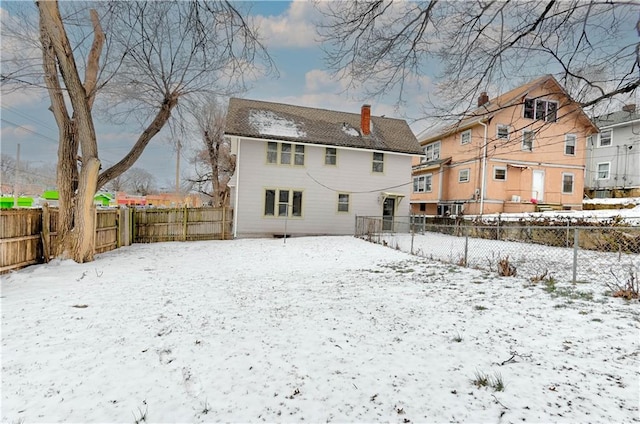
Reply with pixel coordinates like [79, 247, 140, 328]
[304, 69, 345, 92]
[254, 1, 320, 48]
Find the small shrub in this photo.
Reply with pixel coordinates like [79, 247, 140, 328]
[474, 305, 488, 311]
[543, 278, 557, 293]
[452, 331, 463, 343]
[498, 255, 517, 277]
[472, 371, 505, 392]
[606, 267, 639, 300]
[472, 371, 490, 388]
[491, 372, 505, 392]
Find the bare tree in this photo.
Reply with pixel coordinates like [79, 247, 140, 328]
[318, 1, 639, 121]
[187, 98, 236, 207]
[103, 173, 129, 193]
[127, 168, 156, 196]
[2, 1, 272, 262]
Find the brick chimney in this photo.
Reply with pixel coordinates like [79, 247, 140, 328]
[478, 92, 489, 107]
[361, 104, 371, 136]
[622, 104, 636, 113]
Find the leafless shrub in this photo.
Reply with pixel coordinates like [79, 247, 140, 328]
[606, 267, 639, 300]
[498, 256, 517, 277]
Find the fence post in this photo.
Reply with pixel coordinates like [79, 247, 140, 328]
[464, 227, 469, 267]
[41, 203, 50, 263]
[183, 205, 188, 241]
[222, 207, 226, 240]
[410, 219, 414, 255]
[92, 206, 97, 254]
[572, 227, 579, 284]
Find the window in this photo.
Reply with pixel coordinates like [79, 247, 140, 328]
[522, 131, 534, 151]
[267, 142, 278, 164]
[460, 130, 471, 145]
[264, 189, 303, 217]
[497, 125, 509, 140]
[493, 167, 507, 181]
[523, 98, 558, 122]
[280, 143, 291, 164]
[599, 129, 612, 147]
[458, 168, 470, 183]
[372, 152, 384, 173]
[325, 147, 337, 165]
[419, 204, 426, 212]
[413, 174, 432, 193]
[264, 189, 276, 215]
[562, 173, 574, 194]
[424, 141, 440, 162]
[294, 145, 305, 165]
[338, 193, 349, 212]
[597, 162, 610, 180]
[564, 134, 576, 155]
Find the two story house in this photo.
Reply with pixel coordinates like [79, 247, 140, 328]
[224, 98, 422, 238]
[411, 75, 599, 216]
[585, 105, 640, 198]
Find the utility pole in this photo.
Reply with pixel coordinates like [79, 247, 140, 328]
[13, 143, 20, 208]
[175, 139, 181, 194]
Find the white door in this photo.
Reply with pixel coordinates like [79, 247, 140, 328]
[532, 170, 544, 202]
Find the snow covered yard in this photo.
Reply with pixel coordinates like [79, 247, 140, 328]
[1, 236, 638, 423]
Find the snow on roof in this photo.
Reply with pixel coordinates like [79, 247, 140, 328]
[341, 123, 360, 137]
[249, 110, 307, 139]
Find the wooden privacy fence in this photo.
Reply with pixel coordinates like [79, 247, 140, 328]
[0, 206, 232, 273]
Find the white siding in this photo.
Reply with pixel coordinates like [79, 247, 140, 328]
[232, 137, 412, 237]
[586, 124, 640, 190]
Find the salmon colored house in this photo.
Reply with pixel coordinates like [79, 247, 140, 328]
[411, 75, 599, 216]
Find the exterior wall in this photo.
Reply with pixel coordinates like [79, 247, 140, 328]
[231, 137, 413, 237]
[585, 120, 640, 195]
[411, 81, 595, 214]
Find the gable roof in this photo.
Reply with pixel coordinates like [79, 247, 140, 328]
[225, 98, 422, 155]
[594, 109, 640, 128]
[420, 75, 598, 144]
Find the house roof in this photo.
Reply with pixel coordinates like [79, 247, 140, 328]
[225, 97, 423, 155]
[420, 75, 599, 144]
[594, 109, 640, 128]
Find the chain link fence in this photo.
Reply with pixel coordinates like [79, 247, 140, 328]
[355, 216, 640, 287]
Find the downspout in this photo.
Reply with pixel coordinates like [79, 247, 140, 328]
[615, 145, 620, 188]
[479, 120, 489, 215]
[233, 138, 241, 239]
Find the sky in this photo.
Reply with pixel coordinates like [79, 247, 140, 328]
[0, 1, 637, 192]
[1, 1, 432, 191]
[2, 235, 638, 422]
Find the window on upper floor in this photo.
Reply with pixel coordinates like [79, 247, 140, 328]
[423, 141, 440, 162]
[564, 134, 576, 155]
[523, 98, 558, 122]
[562, 173, 574, 194]
[497, 125, 510, 140]
[522, 131, 534, 151]
[599, 129, 612, 147]
[266, 142, 305, 166]
[337, 193, 349, 212]
[372, 152, 384, 173]
[325, 147, 337, 165]
[460, 130, 471, 145]
[597, 163, 610, 180]
[493, 166, 507, 181]
[458, 168, 470, 183]
[413, 174, 432, 193]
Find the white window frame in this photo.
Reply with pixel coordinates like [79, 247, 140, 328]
[372, 152, 384, 173]
[337, 193, 349, 213]
[460, 130, 471, 145]
[564, 134, 576, 156]
[497, 124, 510, 140]
[493, 166, 507, 181]
[423, 141, 441, 162]
[458, 168, 470, 183]
[413, 174, 433, 193]
[522, 131, 534, 151]
[523, 98, 558, 122]
[294, 145, 305, 165]
[597, 162, 610, 180]
[268, 142, 306, 166]
[562, 173, 574, 194]
[267, 142, 278, 164]
[598, 129, 612, 147]
[264, 188, 303, 217]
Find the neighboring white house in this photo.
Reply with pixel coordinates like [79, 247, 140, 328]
[586, 104, 640, 198]
[224, 98, 422, 238]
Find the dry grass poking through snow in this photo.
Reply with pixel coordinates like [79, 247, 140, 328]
[1, 236, 639, 422]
